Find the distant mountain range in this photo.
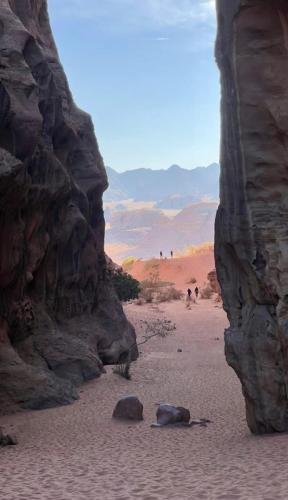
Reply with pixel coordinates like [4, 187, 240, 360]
[104, 163, 220, 206]
[104, 163, 219, 262]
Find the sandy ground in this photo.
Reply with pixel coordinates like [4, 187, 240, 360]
[1, 300, 288, 500]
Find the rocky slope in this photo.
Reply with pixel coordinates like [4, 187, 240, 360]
[0, 0, 137, 412]
[216, 0, 288, 433]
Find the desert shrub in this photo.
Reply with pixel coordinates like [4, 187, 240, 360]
[111, 271, 141, 302]
[113, 361, 131, 380]
[156, 287, 184, 302]
[122, 256, 137, 273]
[139, 318, 176, 338]
[113, 317, 176, 380]
[135, 297, 145, 306]
[139, 286, 154, 303]
[200, 283, 214, 299]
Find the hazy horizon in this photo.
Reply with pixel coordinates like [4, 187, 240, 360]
[48, 0, 219, 173]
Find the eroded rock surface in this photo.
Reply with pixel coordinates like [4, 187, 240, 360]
[216, 0, 288, 433]
[0, 0, 137, 412]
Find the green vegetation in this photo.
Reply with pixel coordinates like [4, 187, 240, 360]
[111, 271, 141, 302]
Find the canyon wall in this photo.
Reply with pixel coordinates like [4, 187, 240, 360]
[216, 0, 288, 433]
[0, 0, 137, 412]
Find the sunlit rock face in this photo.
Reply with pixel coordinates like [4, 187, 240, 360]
[0, 0, 137, 412]
[216, 0, 288, 433]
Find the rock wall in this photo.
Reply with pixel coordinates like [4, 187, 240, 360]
[216, 0, 288, 433]
[0, 0, 137, 412]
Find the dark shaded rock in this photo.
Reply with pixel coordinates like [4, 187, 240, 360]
[177, 348, 182, 353]
[0, 428, 17, 447]
[155, 404, 191, 426]
[216, 0, 288, 433]
[112, 396, 143, 421]
[0, 0, 137, 412]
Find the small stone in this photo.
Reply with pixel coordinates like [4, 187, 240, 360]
[113, 396, 143, 421]
[177, 348, 182, 353]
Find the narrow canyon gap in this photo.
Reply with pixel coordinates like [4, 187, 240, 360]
[216, 0, 288, 433]
[0, 0, 137, 412]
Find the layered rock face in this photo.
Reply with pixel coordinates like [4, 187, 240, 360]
[0, 0, 137, 412]
[216, 0, 288, 433]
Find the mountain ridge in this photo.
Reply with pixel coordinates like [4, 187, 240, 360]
[104, 163, 220, 204]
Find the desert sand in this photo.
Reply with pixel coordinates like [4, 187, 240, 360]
[1, 299, 288, 500]
[126, 249, 215, 290]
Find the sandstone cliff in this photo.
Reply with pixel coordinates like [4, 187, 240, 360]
[0, 0, 137, 412]
[216, 0, 288, 433]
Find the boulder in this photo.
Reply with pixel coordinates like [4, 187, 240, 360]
[112, 396, 144, 421]
[155, 404, 191, 426]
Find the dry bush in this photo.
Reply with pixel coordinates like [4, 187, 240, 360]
[113, 360, 131, 380]
[135, 297, 145, 306]
[139, 318, 176, 338]
[139, 286, 154, 303]
[157, 287, 184, 303]
[113, 318, 176, 380]
[200, 283, 214, 299]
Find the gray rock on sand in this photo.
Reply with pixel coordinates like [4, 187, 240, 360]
[113, 396, 144, 421]
[153, 404, 191, 427]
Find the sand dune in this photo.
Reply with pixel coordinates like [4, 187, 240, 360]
[126, 249, 215, 289]
[1, 300, 288, 499]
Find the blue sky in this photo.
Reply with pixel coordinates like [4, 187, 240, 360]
[48, 0, 219, 172]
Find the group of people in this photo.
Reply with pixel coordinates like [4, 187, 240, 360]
[160, 250, 173, 259]
[186, 286, 199, 309]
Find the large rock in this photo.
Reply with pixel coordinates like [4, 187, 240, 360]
[112, 396, 144, 421]
[0, 0, 137, 412]
[154, 404, 190, 426]
[215, 0, 288, 433]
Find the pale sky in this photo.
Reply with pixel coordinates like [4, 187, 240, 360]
[48, 0, 219, 172]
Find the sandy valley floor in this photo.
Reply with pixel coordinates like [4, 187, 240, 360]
[1, 300, 288, 500]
